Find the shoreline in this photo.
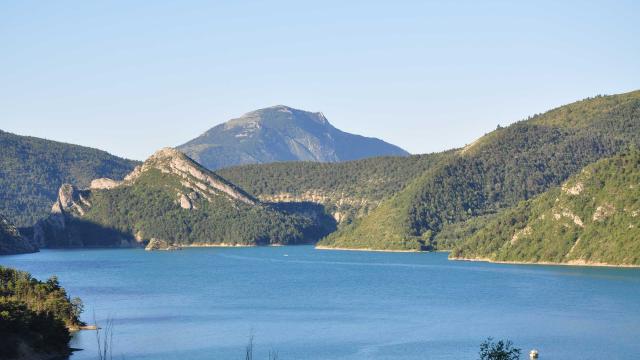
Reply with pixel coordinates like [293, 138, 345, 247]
[179, 243, 291, 248]
[315, 245, 421, 253]
[69, 324, 97, 332]
[180, 243, 257, 248]
[449, 256, 640, 269]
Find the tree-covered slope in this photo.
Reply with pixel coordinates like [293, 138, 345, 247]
[35, 148, 334, 248]
[0, 130, 138, 227]
[451, 151, 640, 266]
[177, 105, 409, 170]
[319, 90, 640, 251]
[218, 151, 451, 224]
[0, 214, 37, 255]
[0, 266, 83, 359]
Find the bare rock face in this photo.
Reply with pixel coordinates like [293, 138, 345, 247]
[145, 238, 181, 251]
[52, 184, 77, 214]
[179, 194, 192, 209]
[51, 184, 91, 216]
[562, 181, 584, 195]
[90, 178, 122, 190]
[129, 147, 257, 206]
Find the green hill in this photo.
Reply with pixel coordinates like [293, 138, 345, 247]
[451, 151, 640, 266]
[0, 130, 138, 227]
[0, 214, 37, 255]
[218, 151, 451, 225]
[34, 148, 334, 248]
[0, 266, 83, 359]
[318, 90, 640, 251]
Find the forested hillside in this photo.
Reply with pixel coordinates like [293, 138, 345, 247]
[219, 151, 451, 224]
[0, 130, 138, 227]
[35, 148, 334, 248]
[319, 90, 640, 251]
[451, 151, 640, 266]
[0, 266, 83, 359]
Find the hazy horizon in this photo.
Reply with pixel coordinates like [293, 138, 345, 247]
[2, 1, 639, 160]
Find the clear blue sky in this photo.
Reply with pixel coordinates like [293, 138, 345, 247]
[1, 0, 638, 160]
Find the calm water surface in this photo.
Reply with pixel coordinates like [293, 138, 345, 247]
[2, 246, 640, 360]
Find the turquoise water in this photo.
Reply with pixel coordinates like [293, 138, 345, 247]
[2, 246, 640, 360]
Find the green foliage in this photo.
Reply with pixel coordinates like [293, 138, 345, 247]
[0, 266, 83, 358]
[433, 213, 499, 250]
[452, 150, 640, 265]
[479, 338, 521, 360]
[60, 169, 334, 247]
[219, 151, 451, 225]
[0, 130, 138, 227]
[324, 90, 640, 250]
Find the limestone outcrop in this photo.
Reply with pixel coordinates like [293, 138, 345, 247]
[145, 238, 181, 251]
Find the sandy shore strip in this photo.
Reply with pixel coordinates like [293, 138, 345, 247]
[177, 243, 289, 248]
[315, 245, 421, 253]
[450, 256, 640, 268]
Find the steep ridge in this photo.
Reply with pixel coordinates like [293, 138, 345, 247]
[34, 148, 333, 248]
[451, 151, 640, 266]
[177, 105, 409, 170]
[0, 214, 37, 255]
[319, 90, 640, 251]
[0, 129, 138, 227]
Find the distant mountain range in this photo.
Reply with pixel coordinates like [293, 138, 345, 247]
[2, 92, 639, 266]
[177, 105, 409, 170]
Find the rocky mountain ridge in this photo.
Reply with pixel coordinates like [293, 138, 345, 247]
[34, 148, 334, 248]
[178, 105, 409, 170]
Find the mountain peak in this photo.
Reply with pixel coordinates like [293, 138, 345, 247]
[145, 147, 190, 165]
[178, 106, 408, 170]
[122, 148, 257, 205]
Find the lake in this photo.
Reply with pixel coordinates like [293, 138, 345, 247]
[2, 246, 639, 360]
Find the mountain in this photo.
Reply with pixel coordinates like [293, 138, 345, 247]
[318, 90, 640, 251]
[177, 105, 409, 170]
[0, 130, 139, 227]
[218, 151, 451, 225]
[0, 214, 37, 255]
[34, 148, 334, 248]
[450, 151, 640, 266]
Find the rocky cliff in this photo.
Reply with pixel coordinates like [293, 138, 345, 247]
[0, 214, 37, 255]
